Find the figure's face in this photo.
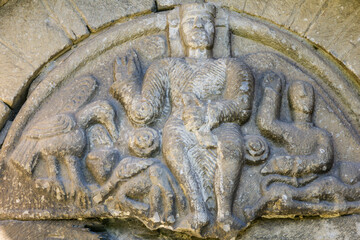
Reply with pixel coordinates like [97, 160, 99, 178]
[289, 81, 314, 114]
[180, 10, 215, 49]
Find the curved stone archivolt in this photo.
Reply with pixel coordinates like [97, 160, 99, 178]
[0, 3, 359, 240]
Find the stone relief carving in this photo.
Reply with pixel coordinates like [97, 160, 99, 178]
[110, 4, 254, 236]
[1, 2, 360, 240]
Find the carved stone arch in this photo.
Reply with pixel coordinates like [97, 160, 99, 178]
[0, 2, 360, 239]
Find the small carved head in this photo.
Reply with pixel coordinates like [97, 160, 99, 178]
[288, 81, 315, 115]
[179, 3, 215, 50]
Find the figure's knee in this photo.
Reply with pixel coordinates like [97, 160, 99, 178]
[216, 124, 243, 149]
[217, 133, 244, 161]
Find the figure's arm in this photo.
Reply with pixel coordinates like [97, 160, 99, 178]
[110, 51, 169, 126]
[256, 72, 292, 143]
[93, 157, 157, 203]
[262, 131, 334, 177]
[206, 60, 254, 129]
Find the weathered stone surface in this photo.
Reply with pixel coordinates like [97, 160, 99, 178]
[0, 220, 104, 240]
[305, 0, 360, 50]
[42, 0, 90, 42]
[0, 0, 8, 7]
[0, 43, 35, 107]
[71, 0, 156, 31]
[106, 215, 360, 239]
[243, 0, 269, 16]
[0, 101, 10, 131]
[0, 1, 360, 240]
[0, 0, 73, 107]
[261, 0, 299, 26]
[286, 0, 328, 35]
[239, 215, 360, 240]
[157, 0, 204, 10]
[207, 0, 246, 12]
[343, 44, 360, 78]
[0, 0, 71, 68]
[329, 11, 360, 59]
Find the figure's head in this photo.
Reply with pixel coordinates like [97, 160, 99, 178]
[179, 3, 215, 50]
[288, 81, 315, 118]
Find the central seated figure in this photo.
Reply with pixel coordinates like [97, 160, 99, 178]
[110, 3, 254, 234]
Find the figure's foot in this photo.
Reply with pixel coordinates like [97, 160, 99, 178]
[69, 183, 92, 208]
[243, 206, 257, 222]
[193, 210, 210, 230]
[216, 215, 246, 240]
[176, 210, 209, 237]
[35, 178, 66, 201]
[92, 188, 107, 204]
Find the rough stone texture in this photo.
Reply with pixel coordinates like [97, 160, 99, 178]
[3, 216, 359, 239]
[0, 43, 35, 108]
[0, 101, 10, 131]
[305, 0, 360, 53]
[239, 215, 360, 240]
[0, 1, 360, 240]
[0, 220, 104, 240]
[0, 0, 7, 7]
[157, 0, 204, 10]
[0, 0, 359, 132]
[70, 0, 156, 31]
[207, 0, 360, 81]
[0, 0, 81, 108]
[42, 0, 90, 42]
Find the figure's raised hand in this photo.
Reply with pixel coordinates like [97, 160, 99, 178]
[262, 71, 283, 94]
[114, 49, 142, 82]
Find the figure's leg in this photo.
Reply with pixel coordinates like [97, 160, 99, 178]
[35, 155, 65, 200]
[45, 155, 65, 199]
[148, 165, 176, 223]
[162, 123, 209, 230]
[117, 174, 151, 214]
[64, 155, 90, 207]
[214, 123, 245, 231]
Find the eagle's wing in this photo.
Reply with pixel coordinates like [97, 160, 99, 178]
[25, 114, 76, 139]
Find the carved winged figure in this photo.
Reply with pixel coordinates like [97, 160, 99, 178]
[10, 100, 118, 204]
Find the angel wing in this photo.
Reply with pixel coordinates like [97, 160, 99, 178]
[25, 114, 76, 139]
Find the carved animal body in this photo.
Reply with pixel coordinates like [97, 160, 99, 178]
[10, 100, 118, 196]
[11, 113, 86, 175]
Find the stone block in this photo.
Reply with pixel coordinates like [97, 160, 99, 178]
[0, 0, 72, 68]
[0, 0, 91, 107]
[288, 0, 328, 35]
[157, 0, 204, 10]
[244, 0, 268, 16]
[0, 43, 35, 107]
[71, 0, 156, 31]
[328, 10, 360, 59]
[261, 0, 299, 26]
[305, 0, 360, 49]
[0, 100, 10, 131]
[343, 45, 360, 78]
[42, 0, 90, 42]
